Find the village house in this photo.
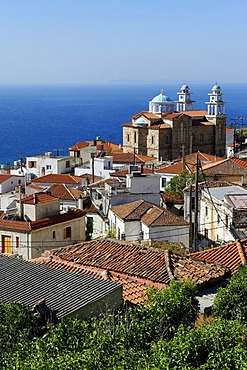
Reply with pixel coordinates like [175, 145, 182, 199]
[108, 199, 189, 246]
[91, 170, 161, 218]
[201, 157, 247, 185]
[122, 84, 226, 161]
[0, 193, 86, 259]
[195, 185, 247, 248]
[69, 137, 122, 166]
[26, 153, 76, 181]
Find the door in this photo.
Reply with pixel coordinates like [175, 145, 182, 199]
[2, 235, 12, 254]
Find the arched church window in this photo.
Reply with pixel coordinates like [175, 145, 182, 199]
[134, 131, 137, 143]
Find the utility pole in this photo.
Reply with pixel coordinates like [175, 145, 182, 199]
[193, 154, 199, 252]
[189, 183, 193, 252]
[91, 153, 95, 183]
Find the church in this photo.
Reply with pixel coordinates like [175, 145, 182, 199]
[122, 84, 226, 161]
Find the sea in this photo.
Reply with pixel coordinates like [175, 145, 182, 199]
[0, 83, 246, 166]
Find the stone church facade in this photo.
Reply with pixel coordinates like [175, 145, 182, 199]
[122, 84, 226, 161]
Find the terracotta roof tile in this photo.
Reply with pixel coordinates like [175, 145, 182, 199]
[112, 153, 156, 163]
[40, 239, 229, 291]
[48, 184, 85, 201]
[31, 209, 85, 230]
[202, 158, 247, 175]
[0, 174, 14, 183]
[19, 193, 59, 205]
[32, 174, 84, 185]
[0, 219, 31, 232]
[112, 200, 188, 226]
[69, 142, 89, 151]
[189, 239, 247, 274]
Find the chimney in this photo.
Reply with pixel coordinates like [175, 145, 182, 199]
[78, 195, 84, 210]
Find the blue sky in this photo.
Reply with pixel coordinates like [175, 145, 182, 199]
[0, 0, 246, 84]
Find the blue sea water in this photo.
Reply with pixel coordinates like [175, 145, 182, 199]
[0, 83, 246, 165]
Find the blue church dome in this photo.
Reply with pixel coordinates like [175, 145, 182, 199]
[151, 91, 172, 103]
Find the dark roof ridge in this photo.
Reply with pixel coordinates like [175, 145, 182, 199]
[164, 250, 174, 281]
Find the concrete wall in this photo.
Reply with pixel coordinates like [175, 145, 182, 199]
[142, 223, 189, 246]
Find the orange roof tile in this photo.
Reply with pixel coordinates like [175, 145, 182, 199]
[38, 239, 229, 295]
[190, 239, 247, 274]
[0, 174, 14, 183]
[112, 200, 188, 226]
[48, 184, 85, 201]
[19, 193, 59, 205]
[31, 209, 85, 231]
[69, 142, 89, 151]
[112, 153, 156, 163]
[32, 174, 84, 185]
[182, 110, 207, 117]
[110, 167, 154, 178]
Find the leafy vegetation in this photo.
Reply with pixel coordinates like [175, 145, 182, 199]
[1, 270, 247, 369]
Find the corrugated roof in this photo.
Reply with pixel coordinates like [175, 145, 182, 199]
[0, 255, 121, 319]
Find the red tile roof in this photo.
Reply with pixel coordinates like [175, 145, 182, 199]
[111, 200, 188, 226]
[202, 158, 247, 175]
[31, 209, 85, 231]
[0, 209, 85, 232]
[0, 174, 14, 183]
[190, 239, 247, 274]
[19, 193, 59, 205]
[112, 153, 156, 163]
[40, 239, 229, 291]
[182, 110, 208, 117]
[69, 142, 89, 151]
[48, 184, 85, 201]
[32, 174, 84, 185]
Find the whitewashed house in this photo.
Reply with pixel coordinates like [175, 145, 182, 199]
[197, 185, 247, 248]
[26, 153, 76, 181]
[109, 199, 189, 246]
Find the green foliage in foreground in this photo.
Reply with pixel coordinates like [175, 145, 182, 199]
[1, 274, 247, 369]
[214, 264, 247, 322]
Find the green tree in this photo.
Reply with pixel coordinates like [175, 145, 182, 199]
[213, 265, 247, 322]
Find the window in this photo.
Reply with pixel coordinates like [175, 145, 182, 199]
[204, 228, 208, 239]
[46, 165, 52, 170]
[63, 226, 71, 239]
[217, 215, 220, 224]
[18, 180, 21, 185]
[151, 136, 154, 145]
[16, 236, 20, 248]
[134, 131, 137, 144]
[225, 215, 229, 228]
[66, 161, 70, 168]
[52, 231, 56, 239]
[127, 134, 130, 142]
[28, 161, 37, 168]
[205, 206, 208, 217]
[162, 178, 167, 188]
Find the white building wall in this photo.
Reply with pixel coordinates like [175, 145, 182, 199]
[0, 176, 25, 194]
[142, 223, 189, 247]
[18, 199, 61, 221]
[26, 155, 75, 179]
[126, 174, 160, 194]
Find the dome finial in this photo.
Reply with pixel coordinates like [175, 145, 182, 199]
[160, 88, 163, 94]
